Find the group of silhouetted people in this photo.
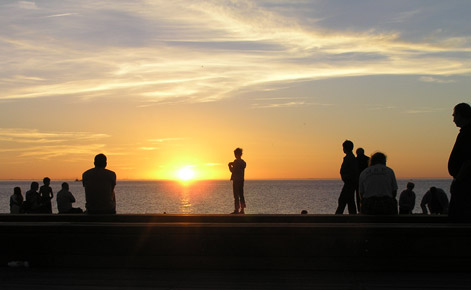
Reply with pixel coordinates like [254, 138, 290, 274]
[335, 142, 451, 216]
[335, 102, 471, 221]
[9, 178, 83, 214]
[336, 143, 400, 215]
[9, 150, 244, 215]
[398, 183, 449, 215]
[7, 103, 471, 220]
[9, 153, 117, 215]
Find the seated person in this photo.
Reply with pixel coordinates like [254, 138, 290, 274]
[359, 152, 398, 215]
[399, 182, 416, 214]
[24, 182, 48, 213]
[420, 187, 449, 215]
[57, 182, 83, 214]
[82, 154, 117, 214]
[10, 187, 24, 214]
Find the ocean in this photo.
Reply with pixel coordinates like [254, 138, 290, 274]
[0, 179, 452, 215]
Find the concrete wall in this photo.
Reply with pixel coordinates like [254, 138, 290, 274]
[1, 214, 470, 271]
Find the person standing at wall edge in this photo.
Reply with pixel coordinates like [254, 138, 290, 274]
[448, 103, 471, 221]
[228, 148, 246, 214]
[335, 140, 358, 214]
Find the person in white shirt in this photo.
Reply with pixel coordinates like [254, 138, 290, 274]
[359, 152, 398, 215]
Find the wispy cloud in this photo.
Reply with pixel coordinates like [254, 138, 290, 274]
[419, 76, 456, 84]
[252, 101, 306, 109]
[366, 105, 397, 111]
[251, 96, 333, 109]
[0, 128, 109, 143]
[388, 9, 422, 24]
[147, 138, 185, 144]
[44, 13, 78, 18]
[0, 144, 107, 160]
[204, 163, 222, 167]
[0, 128, 110, 160]
[0, 0, 469, 105]
[17, 1, 37, 10]
[405, 107, 446, 114]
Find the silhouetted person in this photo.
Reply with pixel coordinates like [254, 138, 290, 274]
[228, 148, 246, 214]
[10, 187, 24, 214]
[421, 187, 449, 215]
[335, 140, 358, 214]
[24, 182, 45, 213]
[399, 182, 416, 214]
[355, 148, 370, 212]
[359, 152, 398, 215]
[82, 154, 117, 214]
[57, 182, 83, 214]
[448, 103, 471, 221]
[301, 210, 308, 214]
[39, 177, 53, 213]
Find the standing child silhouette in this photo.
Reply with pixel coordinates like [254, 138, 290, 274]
[228, 148, 246, 214]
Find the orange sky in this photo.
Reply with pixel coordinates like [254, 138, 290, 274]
[0, 1, 470, 181]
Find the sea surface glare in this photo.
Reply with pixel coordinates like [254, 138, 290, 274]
[0, 179, 452, 214]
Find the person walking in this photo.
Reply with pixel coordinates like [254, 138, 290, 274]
[335, 140, 358, 214]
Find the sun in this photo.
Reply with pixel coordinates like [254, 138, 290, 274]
[177, 167, 195, 182]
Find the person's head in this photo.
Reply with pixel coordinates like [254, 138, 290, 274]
[301, 210, 308, 215]
[234, 148, 243, 159]
[370, 152, 387, 166]
[407, 182, 415, 190]
[430, 186, 437, 194]
[62, 182, 69, 191]
[30, 182, 39, 191]
[342, 140, 354, 154]
[453, 103, 471, 128]
[94, 153, 107, 168]
[356, 148, 365, 156]
[43, 177, 50, 185]
[14, 187, 22, 196]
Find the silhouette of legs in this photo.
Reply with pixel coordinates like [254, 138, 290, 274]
[336, 183, 357, 214]
[233, 180, 245, 214]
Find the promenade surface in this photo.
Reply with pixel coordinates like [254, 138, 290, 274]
[1, 214, 471, 289]
[2, 267, 471, 290]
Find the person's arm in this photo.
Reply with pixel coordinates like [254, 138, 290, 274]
[420, 194, 429, 214]
[455, 160, 471, 183]
[69, 192, 76, 203]
[358, 173, 365, 200]
[440, 190, 449, 213]
[112, 172, 117, 203]
[392, 190, 397, 199]
[391, 170, 398, 199]
[412, 193, 416, 210]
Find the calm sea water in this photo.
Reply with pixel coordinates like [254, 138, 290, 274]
[0, 179, 452, 214]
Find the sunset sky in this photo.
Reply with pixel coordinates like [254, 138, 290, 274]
[1, 0, 470, 180]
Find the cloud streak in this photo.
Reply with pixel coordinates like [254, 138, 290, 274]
[0, 0, 469, 106]
[0, 128, 110, 161]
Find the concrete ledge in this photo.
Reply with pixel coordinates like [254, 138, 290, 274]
[1, 214, 469, 271]
[0, 213, 451, 223]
